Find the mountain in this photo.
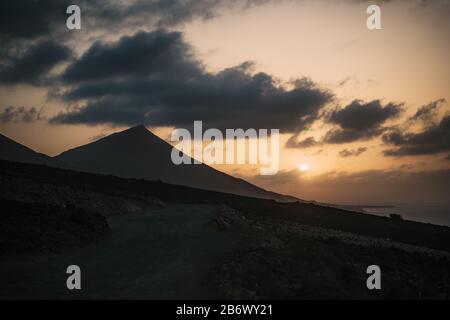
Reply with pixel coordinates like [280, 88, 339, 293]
[56, 125, 298, 202]
[0, 133, 65, 168]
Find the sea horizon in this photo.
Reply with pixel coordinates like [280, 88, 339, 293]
[338, 202, 450, 227]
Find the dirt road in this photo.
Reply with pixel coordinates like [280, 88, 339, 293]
[0, 204, 236, 299]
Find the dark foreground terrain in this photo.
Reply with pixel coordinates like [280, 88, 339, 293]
[1, 160, 450, 299]
[0, 205, 237, 299]
[211, 209, 450, 299]
[0, 199, 110, 257]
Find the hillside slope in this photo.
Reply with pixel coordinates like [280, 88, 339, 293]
[0, 133, 65, 168]
[56, 125, 297, 202]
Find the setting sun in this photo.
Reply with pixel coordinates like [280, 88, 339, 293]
[299, 163, 311, 172]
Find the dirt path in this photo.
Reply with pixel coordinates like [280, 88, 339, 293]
[0, 204, 236, 299]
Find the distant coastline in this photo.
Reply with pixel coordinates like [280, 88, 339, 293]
[359, 203, 450, 227]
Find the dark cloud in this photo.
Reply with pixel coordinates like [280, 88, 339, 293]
[1, 0, 448, 53]
[327, 100, 402, 131]
[94, 0, 269, 29]
[0, 0, 77, 67]
[52, 30, 332, 131]
[0, 0, 266, 50]
[0, 1, 69, 43]
[0, 40, 72, 85]
[383, 115, 450, 157]
[322, 127, 384, 144]
[409, 98, 446, 126]
[339, 147, 367, 157]
[0, 0, 204, 38]
[1, 0, 447, 45]
[323, 100, 403, 144]
[61, 31, 201, 83]
[285, 99, 403, 148]
[0, 0, 269, 87]
[286, 135, 318, 149]
[0, 106, 43, 124]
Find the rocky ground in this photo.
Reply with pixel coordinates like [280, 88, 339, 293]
[0, 174, 163, 217]
[209, 207, 450, 299]
[0, 170, 163, 257]
[0, 199, 111, 257]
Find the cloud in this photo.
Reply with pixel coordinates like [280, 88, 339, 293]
[287, 99, 404, 148]
[61, 31, 201, 83]
[0, 106, 43, 124]
[0, 0, 69, 43]
[327, 99, 403, 131]
[409, 98, 446, 126]
[285, 99, 403, 148]
[339, 147, 367, 157]
[1, 0, 448, 52]
[0, 0, 214, 37]
[0, 0, 270, 87]
[1, 0, 447, 43]
[246, 167, 450, 203]
[323, 100, 403, 144]
[322, 127, 384, 144]
[383, 115, 450, 157]
[0, 0, 267, 50]
[52, 30, 333, 131]
[337, 76, 358, 87]
[95, 0, 268, 29]
[0, 40, 72, 85]
[286, 135, 318, 149]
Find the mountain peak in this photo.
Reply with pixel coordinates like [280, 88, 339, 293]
[127, 124, 149, 132]
[0, 133, 66, 168]
[117, 124, 156, 139]
[55, 125, 298, 202]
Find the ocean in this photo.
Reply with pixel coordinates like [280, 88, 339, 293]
[356, 203, 450, 227]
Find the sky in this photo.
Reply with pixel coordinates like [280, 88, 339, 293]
[0, 0, 449, 203]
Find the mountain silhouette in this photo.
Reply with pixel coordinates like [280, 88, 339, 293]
[56, 125, 297, 201]
[0, 133, 65, 168]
